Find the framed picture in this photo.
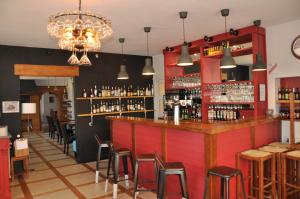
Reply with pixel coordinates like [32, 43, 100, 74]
[2, 101, 20, 113]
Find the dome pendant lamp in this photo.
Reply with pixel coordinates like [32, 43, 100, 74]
[177, 11, 193, 66]
[142, 27, 155, 75]
[252, 20, 267, 71]
[220, 9, 236, 69]
[117, 38, 129, 80]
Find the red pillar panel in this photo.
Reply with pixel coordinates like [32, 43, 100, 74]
[0, 138, 11, 199]
[166, 129, 205, 198]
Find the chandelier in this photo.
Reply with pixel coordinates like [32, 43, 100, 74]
[47, 0, 113, 66]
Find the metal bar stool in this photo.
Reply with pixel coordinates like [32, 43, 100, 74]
[282, 150, 300, 198]
[203, 166, 247, 199]
[237, 149, 276, 199]
[156, 156, 189, 199]
[133, 154, 159, 199]
[258, 145, 289, 199]
[94, 135, 112, 183]
[105, 147, 134, 199]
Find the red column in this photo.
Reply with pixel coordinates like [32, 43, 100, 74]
[0, 138, 11, 199]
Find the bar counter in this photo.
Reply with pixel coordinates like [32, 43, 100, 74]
[106, 116, 281, 198]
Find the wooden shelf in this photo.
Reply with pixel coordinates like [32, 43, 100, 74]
[277, 100, 300, 104]
[77, 110, 154, 117]
[202, 47, 252, 59]
[76, 96, 154, 100]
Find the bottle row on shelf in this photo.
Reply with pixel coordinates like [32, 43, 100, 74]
[278, 88, 300, 100]
[208, 104, 252, 121]
[204, 81, 254, 103]
[91, 99, 146, 114]
[279, 107, 300, 120]
[180, 104, 202, 120]
[203, 42, 252, 56]
[180, 88, 201, 100]
[82, 84, 154, 98]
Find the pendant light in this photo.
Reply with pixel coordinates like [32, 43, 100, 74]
[117, 38, 129, 80]
[177, 11, 193, 66]
[252, 20, 266, 71]
[220, 9, 236, 69]
[142, 27, 155, 75]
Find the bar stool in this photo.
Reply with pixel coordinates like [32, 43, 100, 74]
[282, 150, 300, 198]
[237, 149, 276, 199]
[268, 142, 291, 148]
[105, 147, 134, 199]
[203, 166, 247, 199]
[157, 161, 189, 199]
[133, 154, 159, 199]
[258, 145, 289, 198]
[94, 135, 112, 183]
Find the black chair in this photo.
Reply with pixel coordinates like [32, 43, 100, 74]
[203, 166, 247, 199]
[94, 135, 112, 183]
[46, 116, 56, 139]
[61, 124, 76, 155]
[53, 119, 63, 144]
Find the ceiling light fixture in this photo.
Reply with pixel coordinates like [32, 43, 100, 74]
[47, 0, 113, 66]
[117, 38, 129, 80]
[142, 27, 155, 75]
[220, 9, 236, 69]
[252, 20, 267, 71]
[177, 11, 193, 66]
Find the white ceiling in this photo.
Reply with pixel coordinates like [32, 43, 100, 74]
[1, 0, 300, 56]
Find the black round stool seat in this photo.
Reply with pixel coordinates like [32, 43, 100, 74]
[114, 148, 131, 155]
[208, 166, 242, 178]
[136, 154, 157, 161]
[162, 162, 185, 171]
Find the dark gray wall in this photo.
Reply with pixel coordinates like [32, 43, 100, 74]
[0, 45, 153, 163]
[20, 80, 38, 93]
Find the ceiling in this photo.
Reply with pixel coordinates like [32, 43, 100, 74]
[1, 0, 300, 56]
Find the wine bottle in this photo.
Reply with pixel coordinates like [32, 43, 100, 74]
[82, 89, 87, 98]
[94, 85, 98, 97]
[90, 88, 94, 98]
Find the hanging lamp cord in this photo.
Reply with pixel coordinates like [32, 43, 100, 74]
[146, 32, 149, 56]
[182, 18, 186, 43]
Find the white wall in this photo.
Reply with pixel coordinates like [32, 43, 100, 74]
[266, 19, 300, 113]
[40, 92, 57, 123]
[66, 78, 75, 120]
[152, 54, 165, 119]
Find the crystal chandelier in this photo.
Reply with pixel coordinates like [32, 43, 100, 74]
[47, 0, 113, 66]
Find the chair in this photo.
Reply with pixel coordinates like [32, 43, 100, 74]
[61, 124, 76, 155]
[46, 116, 56, 139]
[54, 119, 63, 144]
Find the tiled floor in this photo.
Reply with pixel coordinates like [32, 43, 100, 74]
[10, 132, 156, 199]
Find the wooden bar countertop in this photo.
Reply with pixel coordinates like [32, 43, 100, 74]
[106, 116, 280, 135]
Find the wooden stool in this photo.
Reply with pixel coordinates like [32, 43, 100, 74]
[258, 145, 289, 199]
[237, 149, 276, 199]
[268, 142, 291, 148]
[282, 150, 300, 198]
[11, 155, 29, 180]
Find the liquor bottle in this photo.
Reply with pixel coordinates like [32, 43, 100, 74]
[101, 86, 105, 97]
[90, 88, 94, 98]
[278, 88, 282, 100]
[82, 89, 87, 98]
[100, 102, 104, 112]
[96, 104, 100, 113]
[285, 88, 289, 100]
[98, 88, 102, 97]
[92, 105, 97, 114]
[116, 100, 120, 112]
[94, 85, 98, 97]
